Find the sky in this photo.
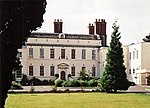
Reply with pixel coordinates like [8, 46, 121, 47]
[37, 0, 150, 45]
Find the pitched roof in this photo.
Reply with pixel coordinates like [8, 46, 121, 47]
[30, 32, 101, 40]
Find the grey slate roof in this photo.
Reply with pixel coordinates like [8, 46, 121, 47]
[30, 32, 101, 40]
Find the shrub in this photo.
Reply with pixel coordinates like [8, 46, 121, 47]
[20, 74, 30, 86]
[55, 79, 64, 87]
[62, 81, 69, 87]
[11, 81, 23, 89]
[49, 79, 55, 85]
[29, 77, 41, 86]
[55, 74, 59, 79]
[61, 80, 81, 87]
[69, 80, 81, 87]
[88, 79, 98, 87]
[41, 79, 49, 85]
[78, 70, 90, 81]
[79, 80, 88, 87]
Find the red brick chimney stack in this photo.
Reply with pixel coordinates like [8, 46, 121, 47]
[101, 19, 106, 35]
[94, 19, 102, 35]
[88, 23, 95, 35]
[54, 19, 63, 33]
[94, 19, 107, 46]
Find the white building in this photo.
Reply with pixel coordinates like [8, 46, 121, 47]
[19, 32, 101, 81]
[17, 19, 107, 81]
[128, 42, 150, 85]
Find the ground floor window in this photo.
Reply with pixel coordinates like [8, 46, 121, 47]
[92, 67, 96, 77]
[50, 66, 55, 76]
[40, 66, 44, 76]
[71, 66, 75, 76]
[29, 66, 33, 76]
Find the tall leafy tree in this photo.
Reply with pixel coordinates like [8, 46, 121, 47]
[100, 22, 130, 93]
[0, 0, 46, 107]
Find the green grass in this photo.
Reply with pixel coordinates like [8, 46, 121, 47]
[145, 88, 150, 90]
[6, 93, 150, 108]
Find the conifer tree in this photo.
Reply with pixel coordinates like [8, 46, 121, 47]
[100, 22, 130, 93]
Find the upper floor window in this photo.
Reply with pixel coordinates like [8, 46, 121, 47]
[133, 51, 135, 59]
[92, 50, 96, 60]
[40, 48, 44, 58]
[82, 49, 86, 59]
[29, 48, 33, 58]
[129, 52, 131, 60]
[71, 49, 75, 59]
[40, 66, 44, 76]
[92, 67, 96, 77]
[136, 50, 138, 59]
[50, 66, 55, 76]
[29, 66, 33, 76]
[129, 69, 131, 74]
[133, 69, 135, 74]
[61, 49, 65, 59]
[50, 49, 55, 59]
[71, 66, 75, 76]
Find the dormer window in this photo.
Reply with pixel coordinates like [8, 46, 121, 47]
[59, 33, 65, 39]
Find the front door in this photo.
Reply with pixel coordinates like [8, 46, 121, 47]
[61, 71, 66, 80]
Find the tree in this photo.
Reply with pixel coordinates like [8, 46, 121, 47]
[78, 70, 90, 81]
[100, 22, 130, 93]
[143, 33, 150, 42]
[0, 0, 46, 107]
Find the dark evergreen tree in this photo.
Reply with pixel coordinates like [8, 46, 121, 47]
[0, 0, 46, 107]
[100, 22, 130, 93]
[143, 33, 150, 42]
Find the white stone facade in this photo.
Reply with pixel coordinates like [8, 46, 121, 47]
[128, 42, 150, 85]
[18, 33, 102, 81]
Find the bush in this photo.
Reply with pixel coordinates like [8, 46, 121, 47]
[11, 81, 23, 89]
[78, 70, 90, 81]
[88, 79, 98, 87]
[29, 77, 41, 86]
[20, 74, 30, 86]
[62, 80, 81, 87]
[79, 80, 88, 87]
[49, 79, 55, 85]
[55, 79, 64, 87]
[55, 74, 59, 79]
[62, 81, 69, 87]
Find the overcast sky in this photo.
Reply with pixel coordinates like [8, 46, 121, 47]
[37, 0, 150, 45]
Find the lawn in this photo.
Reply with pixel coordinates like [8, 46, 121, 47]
[6, 93, 150, 108]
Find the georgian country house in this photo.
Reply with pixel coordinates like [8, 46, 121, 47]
[16, 19, 107, 81]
